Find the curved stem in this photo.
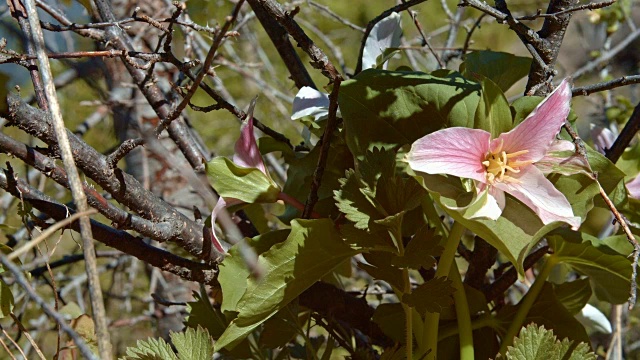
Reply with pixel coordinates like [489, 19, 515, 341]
[498, 255, 557, 355]
[278, 192, 321, 219]
[422, 221, 466, 359]
[450, 261, 474, 360]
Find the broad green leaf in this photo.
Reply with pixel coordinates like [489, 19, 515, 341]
[171, 326, 214, 360]
[472, 74, 513, 138]
[552, 278, 592, 316]
[372, 303, 405, 343]
[207, 157, 280, 203]
[339, 69, 480, 158]
[121, 337, 177, 360]
[257, 137, 296, 161]
[417, 174, 563, 275]
[402, 277, 455, 314]
[460, 51, 531, 92]
[505, 324, 596, 360]
[185, 289, 227, 338]
[281, 134, 352, 222]
[0, 278, 13, 318]
[259, 303, 299, 348]
[360, 252, 405, 291]
[335, 169, 383, 230]
[214, 219, 358, 350]
[548, 229, 634, 303]
[218, 230, 290, 314]
[497, 282, 590, 345]
[391, 225, 442, 270]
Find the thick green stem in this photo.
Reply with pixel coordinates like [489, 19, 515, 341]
[450, 261, 474, 360]
[393, 225, 413, 360]
[422, 221, 466, 359]
[498, 255, 557, 355]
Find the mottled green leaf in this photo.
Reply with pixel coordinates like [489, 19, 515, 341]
[215, 219, 358, 350]
[0, 278, 13, 318]
[218, 230, 290, 314]
[121, 337, 177, 360]
[339, 69, 480, 158]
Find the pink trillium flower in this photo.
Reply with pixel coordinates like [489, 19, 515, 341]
[407, 79, 581, 229]
[591, 125, 640, 199]
[211, 100, 276, 253]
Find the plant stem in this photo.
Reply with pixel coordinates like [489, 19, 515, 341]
[278, 192, 321, 218]
[422, 221, 466, 359]
[392, 224, 413, 360]
[498, 255, 557, 355]
[450, 261, 474, 360]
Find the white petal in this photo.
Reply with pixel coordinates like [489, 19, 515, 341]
[577, 303, 612, 334]
[291, 86, 330, 121]
[362, 12, 402, 70]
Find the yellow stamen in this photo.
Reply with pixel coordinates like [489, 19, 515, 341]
[483, 147, 531, 184]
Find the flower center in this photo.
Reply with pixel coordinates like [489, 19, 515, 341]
[482, 143, 534, 184]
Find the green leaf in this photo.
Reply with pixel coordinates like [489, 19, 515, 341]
[259, 303, 299, 348]
[391, 225, 442, 270]
[359, 252, 405, 291]
[548, 229, 635, 303]
[552, 279, 592, 316]
[402, 277, 455, 314]
[281, 134, 353, 222]
[0, 278, 14, 318]
[121, 337, 178, 360]
[339, 69, 480, 158]
[214, 219, 358, 351]
[472, 74, 513, 138]
[218, 230, 290, 314]
[460, 51, 532, 92]
[171, 326, 214, 360]
[206, 157, 280, 203]
[505, 324, 596, 360]
[372, 303, 405, 343]
[417, 174, 563, 275]
[185, 289, 227, 338]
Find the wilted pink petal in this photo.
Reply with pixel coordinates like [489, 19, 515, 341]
[233, 98, 267, 175]
[407, 127, 490, 182]
[626, 176, 640, 199]
[211, 197, 244, 253]
[590, 126, 616, 154]
[494, 79, 571, 163]
[494, 166, 580, 229]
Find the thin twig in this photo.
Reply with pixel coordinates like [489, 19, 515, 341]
[562, 118, 640, 308]
[572, 75, 640, 97]
[572, 28, 640, 79]
[405, 6, 444, 68]
[517, 0, 616, 21]
[307, 0, 365, 32]
[8, 209, 98, 260]
[9, 314, 45, 360]
[302, 78, 341, 218]
[0, 329, 25, 360]
[0, 254, 99, 360]
[167, 0, 245, 129]
[606, 102, 640, 165]
[21, 0, 112, 356]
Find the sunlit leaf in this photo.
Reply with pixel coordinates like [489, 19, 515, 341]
[214, 219, 358, 350]
[505, 324, 596, 360]
[207, 157, 280, 203]
[171, 326, 214, 360]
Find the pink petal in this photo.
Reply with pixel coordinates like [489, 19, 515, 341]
[493, 79, 572, 163]
[535, 139, 590, 175]
[407, 127, 491, 183]
[590, 126, 616, 154]
[494, 165, 581, 229]
[211, 197, 245, 254]
[626, 176, 640, 199]
[233, 98, 267, 175]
